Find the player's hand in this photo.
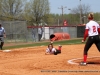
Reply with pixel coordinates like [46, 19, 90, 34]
[45, 52, 52, 55]
[4, 35, 6, 38]
[82, 40, 84, 43]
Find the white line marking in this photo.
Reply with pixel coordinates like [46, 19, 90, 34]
[68, 58, 82, 65]
[68, 56, 100, 65]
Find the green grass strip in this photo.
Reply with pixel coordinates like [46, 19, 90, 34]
[3, 38, 84, 50]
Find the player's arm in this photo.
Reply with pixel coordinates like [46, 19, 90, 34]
[3, 32, 6, 38]
[82, 29, 89, 42]
[3, 28, 6, 38]
[45, 52, 53, 55]
[45, 48, 53, 55]
[45, 52, 50, 55]
[98, 28, 100, 34]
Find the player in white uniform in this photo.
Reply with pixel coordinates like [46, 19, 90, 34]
[80, 13, 100, 66]
[0, 24, 6, 50]
[45, 43, 62, 55]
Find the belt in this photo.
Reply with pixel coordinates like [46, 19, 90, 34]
[0, 35, 3, 37]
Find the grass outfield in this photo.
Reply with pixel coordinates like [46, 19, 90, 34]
[3, 38, 84, 50]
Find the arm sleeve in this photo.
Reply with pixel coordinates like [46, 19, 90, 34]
[83, 24, 89, 41]
[98, 28, 100, 34]
[46, 48, 49, 53]
[3, 29, 5, 33]
[2, 27, 5, 33]
[2, 27, 5, 34]
[98, 25, 100, 34]
[83, 29, 89, 41]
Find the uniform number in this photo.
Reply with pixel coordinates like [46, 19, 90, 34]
[92, 26, 96, 32]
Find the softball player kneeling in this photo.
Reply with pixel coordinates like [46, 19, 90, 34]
[45, 43, 62, 55]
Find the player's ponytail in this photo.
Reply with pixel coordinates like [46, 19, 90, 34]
[88, 13, 93, 20]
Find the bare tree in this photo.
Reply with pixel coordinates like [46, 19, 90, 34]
[31, 0, 50, 23]
[71, 4, 90, 15]
[71, 4, 91, 24]
[24, 2, 34, 25]
[0, 0, 3, 20]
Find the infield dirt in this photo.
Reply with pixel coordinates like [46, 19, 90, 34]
[0, 44, 100, 75]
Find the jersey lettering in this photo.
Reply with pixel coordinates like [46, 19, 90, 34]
[92, 26, 96, 32]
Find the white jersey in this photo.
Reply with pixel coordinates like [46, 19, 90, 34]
[85, 20, 100, 36]
[0, 27, 5, 36]
[46, 48, 56, 54]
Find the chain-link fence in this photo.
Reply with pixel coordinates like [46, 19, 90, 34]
[0, 21, 85, 43]
[28, 25, 85, 41]
[1, 21, 29, 43]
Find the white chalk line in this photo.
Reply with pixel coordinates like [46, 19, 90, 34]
[68, 56, 100, 65]
[2, 45, 45, 52]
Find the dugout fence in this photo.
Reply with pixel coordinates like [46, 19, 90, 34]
[0, 21, 85, 43]
[28, 25, 85, 41]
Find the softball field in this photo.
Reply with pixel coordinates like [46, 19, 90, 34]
[0, 44, 100, 75]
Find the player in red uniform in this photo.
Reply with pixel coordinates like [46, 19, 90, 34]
[80, 13, 100, 66]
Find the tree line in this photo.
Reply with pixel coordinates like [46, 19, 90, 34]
[0, 0, 100, 26]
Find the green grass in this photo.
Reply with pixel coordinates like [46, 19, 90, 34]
[3, 38, 84, 50]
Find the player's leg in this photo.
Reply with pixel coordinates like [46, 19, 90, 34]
[54, 45, 62, 55]
[1, 42, 4, 50]
[0, 37, 1, 50]
[55, 49, 61, 54]
[54, 49, 58, 55]
[38, 34, 41, 41]
[80, 37, 94, 65]
[0, 37, 4, 50]
[94, 35, 100, 52]
[57, 45, 62, 53]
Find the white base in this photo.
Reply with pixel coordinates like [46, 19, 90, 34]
[3, 50, 11, 52]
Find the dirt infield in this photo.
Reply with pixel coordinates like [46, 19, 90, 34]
[0, 44, 100, 75]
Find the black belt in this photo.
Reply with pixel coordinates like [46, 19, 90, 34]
[0, 35, 3, 37]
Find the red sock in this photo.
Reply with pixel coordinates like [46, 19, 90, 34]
[58, 47, 61, 50]
[84, 55, 87, 62]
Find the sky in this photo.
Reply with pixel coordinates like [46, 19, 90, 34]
[49, 0, 100, 14]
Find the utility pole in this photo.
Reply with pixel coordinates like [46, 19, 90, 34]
[79, 0, 82, 25]
[58, 6, 67, 25]
[0, 1, 1, 13]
